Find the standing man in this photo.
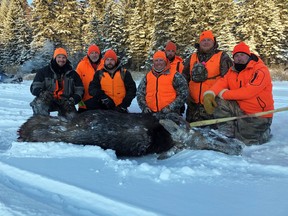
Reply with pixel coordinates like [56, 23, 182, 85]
[30, 47, 84, 119]
[203, 42, 274, 145]
[76, 44, 104, 112]
[165, 41, 186, 115]
[137, 50, 188, 114]
[87, 49, 136, 113]
[182, 30, 232, 122]
[165, 41, 184, 73]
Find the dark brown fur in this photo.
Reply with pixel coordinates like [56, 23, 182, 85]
[18, 110, 174, 156]
[18, 110, 243, 157]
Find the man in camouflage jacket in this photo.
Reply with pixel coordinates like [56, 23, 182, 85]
[137, 50, 188, 115]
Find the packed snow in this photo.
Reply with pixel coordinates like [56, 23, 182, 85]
[0, 79, 288, 216]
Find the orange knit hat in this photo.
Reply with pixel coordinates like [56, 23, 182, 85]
[199, 30, 215, 42]
[53, 48, 68, 58]
[232, 42, 251, 57]
[88, 44, 100, 55]
[153, 50, 167, 63]
[103, 49, 118, 62]
[165, 41, 177, 52]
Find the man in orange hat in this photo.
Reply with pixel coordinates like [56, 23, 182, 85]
[76, 44, 104, 112]
[86, 49, 136, 113]
[137, 50, 188, 114]
[165, 41, 184, 73]
[165, 41, 186, 115]
[30, 47, 84, 119]
[202, 42, 274, 145]
[182, 30, 232, 123]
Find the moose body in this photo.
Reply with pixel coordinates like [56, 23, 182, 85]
[18, 110, 243, 157]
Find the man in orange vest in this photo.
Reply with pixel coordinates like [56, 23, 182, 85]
[137, 50, 188, 114]
[87, 49, 136, 113]
[165, 41, 186, 115]
[76, 44, 104, 112]
[203, 42, 274, 145]
[165, 41, 184, 73]
[30, 47, 84, 119]
[182, 30, 232, 123]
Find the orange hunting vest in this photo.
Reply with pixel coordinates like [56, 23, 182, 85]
[189, 52, 222, 104]
[100, 69, 126, 106]
[145, 68, 177, 112]
[76, 56, 104, 109]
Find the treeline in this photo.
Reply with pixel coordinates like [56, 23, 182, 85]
[0, 0, 287, 74]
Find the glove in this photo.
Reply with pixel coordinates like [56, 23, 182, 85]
[39, 91, 53, 100]
[203, 93, 217, 114]
[114, 105, 128, 113]
[61, 97, 75, 111]
[143, 107, 152, 114]
[71, 94, 81, 105]
[39, 91, 54, 103]
[101, 97, 115, 109]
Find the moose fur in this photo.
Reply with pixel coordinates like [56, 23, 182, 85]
[18, 110, 243, 157]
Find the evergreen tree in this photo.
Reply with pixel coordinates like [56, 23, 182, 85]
[1, 0, 31, 72]
[210, 0, 237, 53]
[169, 0, 196, 56]
[82, 0, 110, 52]
[276, 0, 288, 63]
[186, 0, 237, 51]
[102, 0, 126, 56]
[20, 40, 55, 74]
[0, 0, 10, 66]
[30, 0, 57, 58]
[0, 0, 9, 37]
[150, 1, 174, 51]
[77, 0, 89, 52]
[20, 0, 31, 15]
[53, 0, 83, 53]
[235, 0, 284, 64]
[125, 0, 149, 70]
[141, 0, 158, 70]
[0, 0, 286, 72]
[216, 17, 237, 56]
[188, 0, 215, 34]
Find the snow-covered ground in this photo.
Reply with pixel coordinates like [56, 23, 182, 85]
[0, 79, 287, 216]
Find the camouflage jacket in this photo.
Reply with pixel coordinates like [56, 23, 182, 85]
[137, 71, 188, 113]
[182, 44, 232, 83]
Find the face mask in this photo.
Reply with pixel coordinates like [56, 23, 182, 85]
[234, 56, 251, 72]
[234, 63, 247, 72]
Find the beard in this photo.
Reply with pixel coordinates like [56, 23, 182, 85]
[105, 63, 115, 69]
[166, 55, 175, 62]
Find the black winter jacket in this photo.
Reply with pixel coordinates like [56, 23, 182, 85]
[88, 63, 136, 108]
[30, 59, 84, 104]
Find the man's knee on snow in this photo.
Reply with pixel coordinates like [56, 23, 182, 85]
[236, 117, 272, 145]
